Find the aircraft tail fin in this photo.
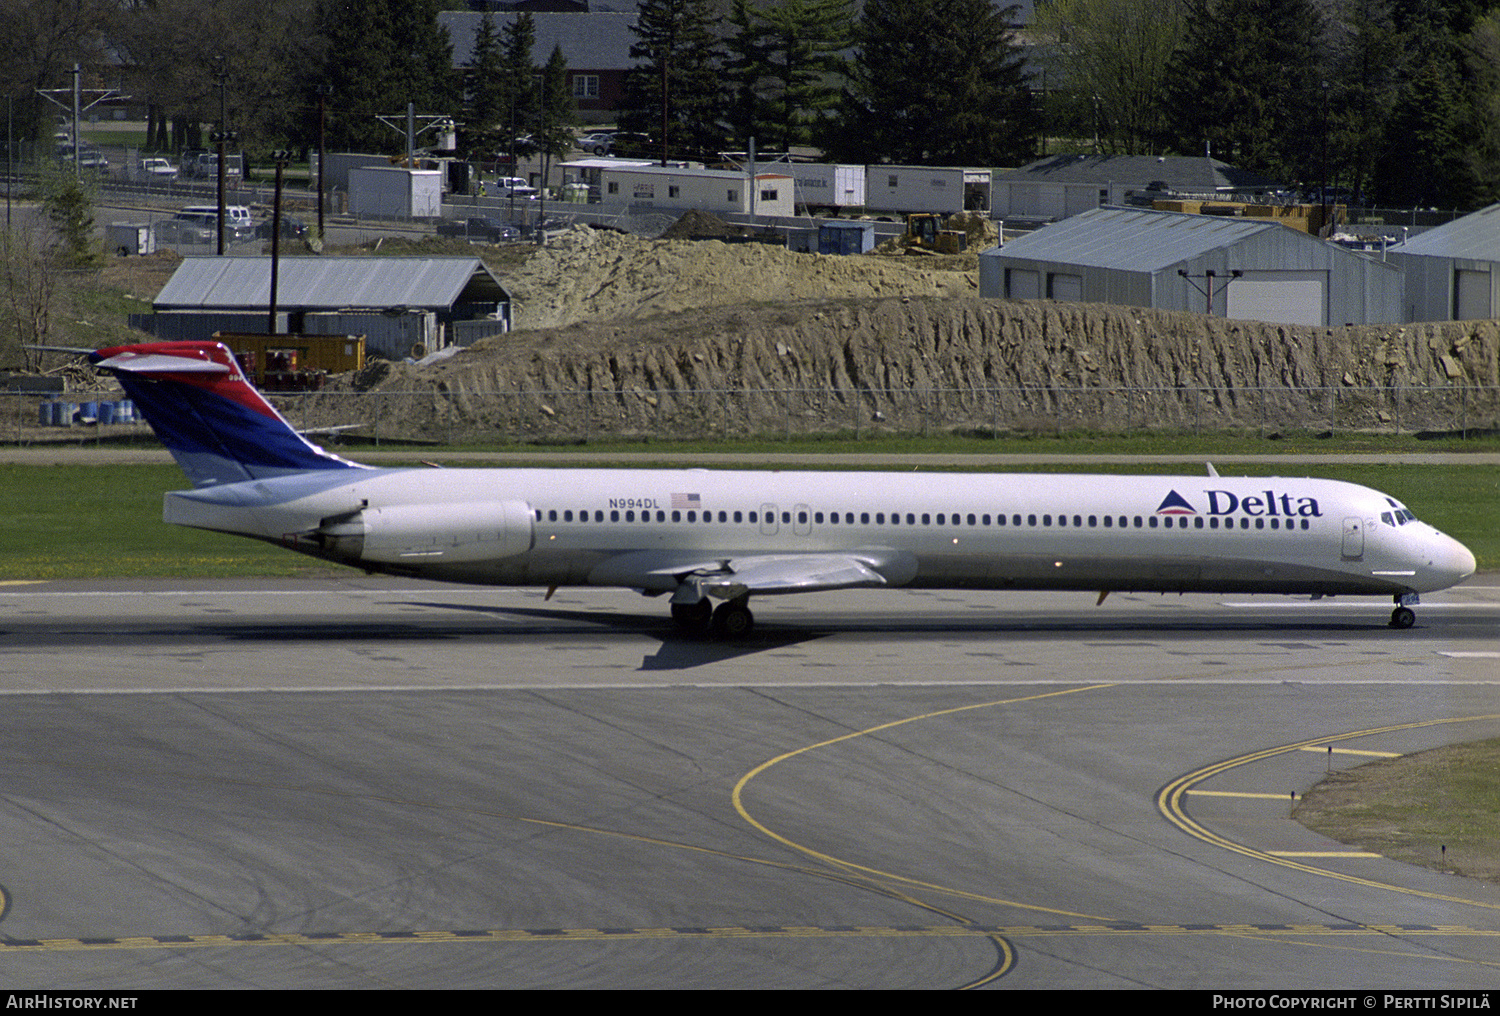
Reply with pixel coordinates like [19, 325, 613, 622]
[90, 341, 369, 488]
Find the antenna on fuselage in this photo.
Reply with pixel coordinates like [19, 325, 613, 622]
[1206, 462, 1220, 478]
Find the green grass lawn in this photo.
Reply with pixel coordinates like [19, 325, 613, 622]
[2, 454, 1494, 580]
[1297, 738, 1500, 885]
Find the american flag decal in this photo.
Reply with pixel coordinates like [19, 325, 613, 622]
[671, 492, 701, 508]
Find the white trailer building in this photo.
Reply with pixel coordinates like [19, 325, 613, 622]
[784, 163, 866, 212]
[866, 165, 991, 215]
[595, 164, 794, 217]
[349, 167, 443, 219]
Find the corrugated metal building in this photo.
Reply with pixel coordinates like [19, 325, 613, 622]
[978, 207, 1403, 326]
[992, 155, 1284, 221]
[1388, 203, 1500, 322]
[136, 256, 512, 359]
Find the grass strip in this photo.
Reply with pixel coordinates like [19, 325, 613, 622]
[1296, 739, 1500, 885]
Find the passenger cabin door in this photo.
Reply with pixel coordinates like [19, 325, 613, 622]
[1341, 517, 1364, 560]
[760, 503, 779, 536]
[793, 503, 811, 537]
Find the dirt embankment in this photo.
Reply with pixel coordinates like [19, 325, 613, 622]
[498, 223, 981, 331]
[306, 223, 1499, 440]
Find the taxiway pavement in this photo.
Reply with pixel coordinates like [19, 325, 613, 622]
[0, 578, 1496, 988]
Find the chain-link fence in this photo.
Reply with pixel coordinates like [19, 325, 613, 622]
[16, 383, 1489, 447]
[8, 383, 1496, 447]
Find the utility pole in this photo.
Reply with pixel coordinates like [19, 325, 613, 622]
[315, 84, 332, 240]
[210, 56, 239, 256]
[268, 150, 292, 335]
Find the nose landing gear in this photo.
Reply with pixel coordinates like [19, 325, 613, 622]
[1389, 593, 1419, 629]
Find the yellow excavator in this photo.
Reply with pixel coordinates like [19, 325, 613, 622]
[904, 213, 968, 255]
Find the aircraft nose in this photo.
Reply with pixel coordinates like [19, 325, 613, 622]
[1431, 534, 1476, 587]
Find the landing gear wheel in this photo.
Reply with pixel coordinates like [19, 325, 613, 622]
[1389, 606, 1416, 629]
[711, 599, 755, 639]
[671, 599, 713, 634]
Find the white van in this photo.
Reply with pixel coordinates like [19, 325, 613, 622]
[178, 205, 255, 242]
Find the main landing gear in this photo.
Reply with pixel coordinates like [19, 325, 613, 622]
[671, 595, 754, 638]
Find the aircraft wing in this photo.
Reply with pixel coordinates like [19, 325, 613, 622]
[590, 550, 905, 599]
[696, 554, 889, 597]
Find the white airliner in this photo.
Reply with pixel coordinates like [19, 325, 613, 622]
[90, 341, 1477, 636]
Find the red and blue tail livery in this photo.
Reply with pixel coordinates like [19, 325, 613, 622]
[90, 342, 367, 488]
[90, 341, 1476, 636]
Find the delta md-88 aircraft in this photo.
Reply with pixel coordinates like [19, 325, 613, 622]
[91, 341, 1477, 638]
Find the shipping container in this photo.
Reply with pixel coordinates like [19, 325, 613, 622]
[349, 167, 444, 219]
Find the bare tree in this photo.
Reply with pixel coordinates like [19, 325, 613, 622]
[1032, 0, 1187, 155]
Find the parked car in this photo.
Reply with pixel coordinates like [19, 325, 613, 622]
[254, 215, 308, 240]
[154, 214, 216, 246]
[58, 144, 108, 174]
[180, 204, 254, 240]
[136, 157, 177, 181]
[577, 131, 615, 156]
[492, 175, 538, 199]
[607, 132, 656, 159]
[157, 208, 255, 245]
[435, 216, 521, 243]
[182, 151, 242, 179]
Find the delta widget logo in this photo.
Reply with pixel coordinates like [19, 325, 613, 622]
[1156, 489, 1324, 518]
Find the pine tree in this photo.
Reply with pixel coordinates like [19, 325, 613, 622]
[534, 45, 576, 216]
[308, 0, 461, 153]
[724, 0, 853, 153]
[500, 10, 538, 154]
[1163, 0, 1328, 184]
[466, 12, 506, 136]
[824, 0, 1035, 165]
[620, 0, 725, 163]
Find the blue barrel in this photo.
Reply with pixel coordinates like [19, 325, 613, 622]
[97, 402, 116, 425]
[119, 399, 134, 423]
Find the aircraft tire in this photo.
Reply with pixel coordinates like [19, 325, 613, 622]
[711, 600, 754, 639]
[1389, 606, 1416, 629]
[671, 599, 713, 633]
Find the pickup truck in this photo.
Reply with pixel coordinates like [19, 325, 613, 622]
[436, 217, 520, 243]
